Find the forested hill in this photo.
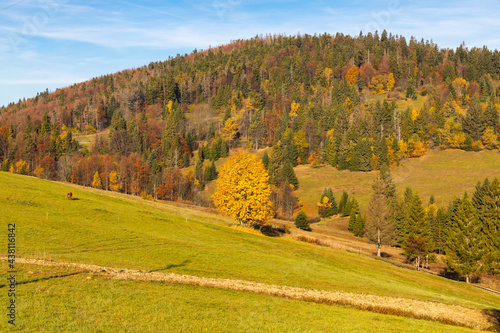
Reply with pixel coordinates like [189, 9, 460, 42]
[0, 32, 499, 198]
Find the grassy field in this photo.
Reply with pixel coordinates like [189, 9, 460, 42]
[0, 263, 482, 333]
[1, 172, 499, 331]
[295, 149, 500, 216]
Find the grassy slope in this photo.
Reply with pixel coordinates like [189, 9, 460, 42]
[1, 172, 498, 313]
[296, 149, 500, 216]
[1, 264, 479, 333]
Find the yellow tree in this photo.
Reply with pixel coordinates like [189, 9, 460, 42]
[92, 171, 102, 188]
[386, 73, 395, 91]
[220, 118, 238, 144]
[345, 66, 359, 86]
[213, 151, 274, 225]
[109, 170, 121, 191]
[452, 77, 468, 98]
[289, 101, 301, 118]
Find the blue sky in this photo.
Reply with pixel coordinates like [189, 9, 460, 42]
[1, 0, 500, 107]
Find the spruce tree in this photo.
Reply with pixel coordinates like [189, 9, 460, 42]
[433, 207, 448, 255]
[318, 188, 337, 217]
[482, 178, 500, 274]
[445, 198, 485, 283]
[338, 190, 349, 215]
[281, 161, 299, 190]
[348, 210, 356, 232]
[295, 211, 310, 230]
[262, 151, 270, 169]
[354, 213, 365, 237]
[402, 192, 433, 263]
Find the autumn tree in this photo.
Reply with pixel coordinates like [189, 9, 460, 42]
[213, 151, 274, 226]
[345, 66, 360, 87]
[109, 170, 121, 191]
[365, 176, 394, 256]
[92, 171, 102, 188]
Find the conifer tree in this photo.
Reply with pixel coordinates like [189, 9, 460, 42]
[482, 178, 500, 274]
[433, 207, 448, 255]
[338, 190, 349, 216]
[262, 151, 269, 169]
[295, 210, 310, 230]
[402, 192, 433, 263]
[281, 160, 299, 190]
[317, 188, 337, 216]
[445, 198, 485, 283]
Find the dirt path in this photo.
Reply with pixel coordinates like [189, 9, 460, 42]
[7, 257, 497, 331]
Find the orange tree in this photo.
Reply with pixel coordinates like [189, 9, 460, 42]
[213, 151, 274, 226]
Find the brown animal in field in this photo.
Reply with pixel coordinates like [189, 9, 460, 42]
[67, 192, 73, 200]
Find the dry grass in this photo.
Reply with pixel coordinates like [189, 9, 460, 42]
[8, 257, 495, 331]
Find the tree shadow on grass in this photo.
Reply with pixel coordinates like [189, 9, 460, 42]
[0, 272, 83, 288]
[149, 260, 190, 273]
[259, 225, 285, 237]
[483, 309, 500, 331]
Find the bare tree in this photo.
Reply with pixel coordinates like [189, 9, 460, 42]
[365, 176, 394, 257]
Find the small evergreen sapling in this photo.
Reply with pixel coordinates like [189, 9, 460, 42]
[295, 211, 310, 230]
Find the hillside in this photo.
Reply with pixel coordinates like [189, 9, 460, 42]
[0, 32, 499, 214]
[294, 149, 500, 216]
[1, 172, 499, 331]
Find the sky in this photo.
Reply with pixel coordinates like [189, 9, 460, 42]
[1, 0, 500, 107]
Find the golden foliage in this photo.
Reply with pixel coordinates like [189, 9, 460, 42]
[289, 101, 301, 118]
[166, 100, 173, 113]
[368, 73, 395, 94]
[33, 166, 44, 178]
[13, 160, 28, 175]
[109, 170, 121, 191]
[221, 118, 238, 143]
[345, 66, 359, 86]
[452, 77, 468, 98]
[482, 127, 498, 149]
[92, 171, 102, 188]
[213, 151, 274, 225]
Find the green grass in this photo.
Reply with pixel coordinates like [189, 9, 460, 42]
[1, 172, 499, 314]
[0, 263, 483, 333]
[296, 149, 500, 215]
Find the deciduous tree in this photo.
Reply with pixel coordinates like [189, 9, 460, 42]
[213, 151, 274, 225]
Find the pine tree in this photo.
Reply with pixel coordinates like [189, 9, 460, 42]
[281, 160, 299, 190]
[445, 198, 485, 283]
[318, 188, 337, 217]
[433, 207, 448, 255]
[482, 178, 500, 274]
[354, 213, 365, 237]
[209, 160, 217, 180]
[338, 190, 349, 216]
[348, 210, 356, 232]
[262, 151, 270, 169]
[463, 98, 485, 141]
[402, 192, 433, 263]
[295, 210, 310, 230]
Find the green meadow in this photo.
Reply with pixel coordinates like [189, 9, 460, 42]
[295, 149, 500, 216]
[0, 172, 499, 331]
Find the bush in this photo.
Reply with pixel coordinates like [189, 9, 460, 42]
[295, 210, 310, 230]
